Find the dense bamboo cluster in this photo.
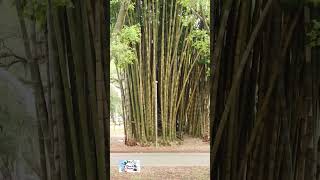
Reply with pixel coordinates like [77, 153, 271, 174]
[113, 0, 210, 145]
[185, 65, 210, 138]
[14, 0, 109, 179]
[210, 0, 320, 179]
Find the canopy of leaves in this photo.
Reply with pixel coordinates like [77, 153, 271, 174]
[178, 0, 210, 77]
[119, 24, 140, 44]
[178, 0, 210, 15]
[188, 30, 209, 56]
[110, 0, 135, 29]
[111, 24, 141, 69]
[179, 0, 210, 27]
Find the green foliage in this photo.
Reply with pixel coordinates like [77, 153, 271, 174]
[111, 38, 136, 68]
[110, 0, 120, 4]
[188, 30, 209, 58]
[178, 0, 210, 12]
[179, 0, 210, 27]
[187, 29, 210, 77]
[179, 0, 191, 8]
[127, 2, 135, 11]
[198, 58, 210, 64]
[181, 14, 197, 27]
[111, 25, 141, 69]
[22, 0, 47, 27]
[110, 0, 135, 26]
[119, 24, 141, 44]
[110, 0, 121, 26]
[307, 20, 320, 47]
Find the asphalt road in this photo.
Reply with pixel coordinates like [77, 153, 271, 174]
[110, 153, 210, 167]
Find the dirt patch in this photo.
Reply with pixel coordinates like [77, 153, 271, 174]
[111, 136, 209, 153]
[110, 166, 210, 180]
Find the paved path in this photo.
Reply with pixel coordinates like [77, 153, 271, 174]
[110, 153, 210, 167]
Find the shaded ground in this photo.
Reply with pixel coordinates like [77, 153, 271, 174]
[110, 166, 210, 180]
[110, 153, 210, 166]
[111, 136, 209, 153]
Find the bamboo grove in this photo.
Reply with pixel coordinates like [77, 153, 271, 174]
[1, 0, 320, 179]
[12, 0, 109, 179]
[210, 0, 320, 179]
[111, 0, 211, 145]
